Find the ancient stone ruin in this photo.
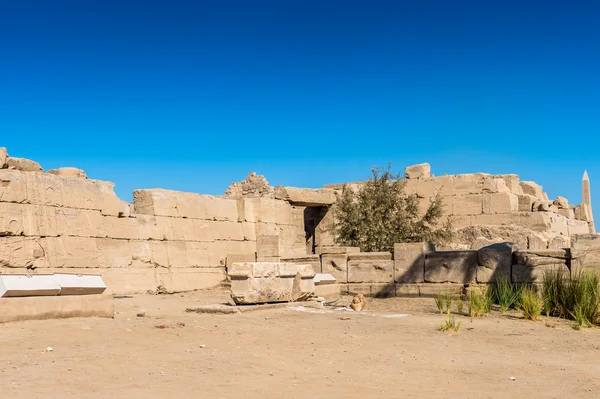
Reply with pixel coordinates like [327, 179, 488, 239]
[0, 147, 597, 297]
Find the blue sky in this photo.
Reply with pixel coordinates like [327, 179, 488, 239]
[1, 1, 599, 211]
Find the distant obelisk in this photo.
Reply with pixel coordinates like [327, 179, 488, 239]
[583, 171, 595, 233]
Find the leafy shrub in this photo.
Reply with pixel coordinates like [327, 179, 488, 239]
[333, 164, 453, 252]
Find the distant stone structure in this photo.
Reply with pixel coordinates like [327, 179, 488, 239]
[0, 148, 595, 295]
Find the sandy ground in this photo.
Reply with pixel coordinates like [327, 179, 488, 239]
[1, 289, 600, 399]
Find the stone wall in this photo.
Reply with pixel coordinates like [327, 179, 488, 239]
[0, 149, 309, 294]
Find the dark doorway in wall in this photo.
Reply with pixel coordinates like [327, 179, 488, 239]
[304, 207, 325, 254]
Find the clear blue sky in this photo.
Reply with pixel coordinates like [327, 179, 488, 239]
[1, 1, 599, 210]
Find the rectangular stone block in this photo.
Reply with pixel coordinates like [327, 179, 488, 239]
[0, 237, 47, 269]
[129, 240, 153, 268]
[395, 283, 420, 298]
[321, 253, 348, 283]
[454, 174, 487, 196]
[96, 238, 132, 268]
[54, 273, 107, 295]
[570, 234, 600, 270]
[483, 192, 518, 214]
[348, 260, 394, 283]
[257, 235, 280, 258]
[43, 237, 101, 268]
[417, 283, 465, 298]
[0, 294, 114, 323]
[453, 194, 483, 215]
[347, 283, 371, 296]
[276, 187, 336, 206]
[315, 283, 341, 300]
[226, 253, 256, 272]
[348, 252, 392, 261]
[167, 241, 188, 268]
[517, 194, 536, 212]
[476, 243, 514, 283]
[56, 176, 104, 210]
[499, 174, 523, 195]
[317, 246, 361, 254]
[394, 242, 427, 283]
[520, 181, 544, 200]
[424, 251, 477, 283]
[0, 170, 28, 203]
[280, 255, 321, 274]
[157, 267, 225, 293]
[170, 217, 197, 241]
[56, 208, 106, 238]
[482, 178, 510, 193]
[0, 202, 26, 236]
[511, 263, 569, 283]
[370, 283, 396, 298]
[0, 274, 61, 297]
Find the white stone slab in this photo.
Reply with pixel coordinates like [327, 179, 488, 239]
[313, 273, 337, 285]
[0, 275, 61, 298]
[54, 273, 107, 295]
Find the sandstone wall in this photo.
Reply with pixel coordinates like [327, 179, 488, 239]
[0, 151, 308, 294]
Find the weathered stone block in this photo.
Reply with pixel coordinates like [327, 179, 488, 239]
[58, 177, 104, 210]
[157, 267, 225, 293]
[347, 260, 394, 283]
[226, 253, 256, 272]
[280, 255, 321, 273]
[483, 192, 518, 214]
[321, 253, 348, 283]
[394, 283, 420, 297]
[571, 234, 600, 270]
[512, 263, 568, 283]
[43, 237, 101, 268]
[520, 181, 544, 200]
[517, 194, 536, 212]
[96, 238, 132, 268]
[476, 242, 514, 283]
[418, 283, 464, 298]
[0, 294, 114, 323]
[0, 147, 6, 168]
[498, 174, 523, 195]
[483, 178, 510, 193]
[348, 252, 392, 261]
[129, 240, 153, 268]
[347, 283, 371, 296]
[453, 194, 483, 215]
[0, 170, 28, 203]
[513, 249, 569, 267]
[527, 235, 548, 250]
[6, 157, 43, 172]
[228, 262, 315, 304]
[405, 163, 431, 179]
[393, 242, 427, 283]
[257, 235, 280, 258]
[454, 174, 487, 196]
[275, 186, 336, 206]
[48, 167, 87, 179]
[317, 246, 361, 254]
[56, 208, 106, 238]
[424, 251, 477, 283]
[0, 237, 46, 268]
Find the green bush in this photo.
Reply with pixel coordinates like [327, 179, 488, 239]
[520, 287, 543, 321]
[333, 164, 453, 252]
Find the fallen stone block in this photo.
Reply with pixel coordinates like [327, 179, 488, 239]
[405, 163, 431, 179]
[424, 251, 477, 283]
[6, 157, 43, 172]
[228, 262, 315, 305]
[476, 242, 515, 283]
[54, 273, 107, 295]
[0, 274, 61, 297]
[0, 294, 114, 323]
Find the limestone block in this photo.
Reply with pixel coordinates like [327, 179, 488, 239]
[25, 172, 63, 207]
[104, 216, 152, 240]
[212, 220, 245, 241]
[321, 253, 348, 283]
[527, 235, 548, 250]
[395, 283, 420, 297]
[157, 267, 225, 293]
[191, 219, 218, 242]
[452, 194, 483, 215]
[276, 186, 336, 206]
[53, 273, 107, 295]
[393, 242, 427, 283]
[317, 246, 361, 254]
[348, 252, 392, 261]
[0, 237, 46, 268]
[347, 259, 394, 283]
[512, 263, 568, 283]
[315, 283, 342, 300]
[226, 253, 256, 272]
[252, 198, 293, 225]
[556, 208, 574, 219]
[520, 181, 544, 200]
[415, 177, 436, 198]
[574, 204, 591, 222]
[6, 157, 43, 172]
[0, 274, 61, 297]
[483, 178, 510, 193]
[228, 262, 315, 304]
[0, 147, 6, 168]
[548, 235, 570, 249]
[208, 241, 256, 267]
[476, 243, 514, 283]
[167, 241, 189, 268]
[405, 163, 431, 179]
[58, 177, 104, 210]
[129, 240, 153, 268]
[553, 196, 569, 209]
[170, 217, 197, 241]
[517, 194, 536, 212]
[149, 241, 169, 268]
[56, 208, 106, 238]
[257, 235, 280, 258]
[0, 170, 28, 203]
[237, 199, 256, 222]
[567, 219, 591, 235]
[184, 242, 211, 267]
[96, 268, 157, 294]
[498, 174, 523, 195]
[241, 222, 257, 241]
[48, 167, 87, 179]
[133, 189, 176, 217]
[42, 237, 101, 268]
[207, 197, 239, 222]
[0, 202, 25, 236]
[133, 190, 236, 220]
[434, 175, 455, 197]
[281, 255, 320, 273]
[424, 251, 477, 283]
[514, 249, 569, 267]
[454, 174, 487, 196]
[571, 234, 600, 270]
[483, 192, 518, 214]
[417, 283, 464, 298]
[96, 238, 132, 268]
